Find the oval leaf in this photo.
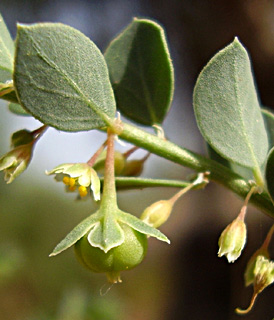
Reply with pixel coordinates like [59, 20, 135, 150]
[265, 147, 274, 203]
[14, 23, 116, 132]
[50, 212, 101, 256]
[194, 38, 268, 169]
[0, 13, 14, 82]
[105, 18, 174, 126]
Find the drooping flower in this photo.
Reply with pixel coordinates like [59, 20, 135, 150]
[0, 143, 33, 183]
[218, 216, 247, 263]
[46, 163, 101, 200]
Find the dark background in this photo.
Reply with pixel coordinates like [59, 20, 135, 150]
[0, 1, 273, 319]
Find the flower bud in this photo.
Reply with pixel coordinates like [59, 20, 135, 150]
[11, 129, 34, 148]
[122, 159, 145, 177]
[253, 255, 274, 293]
[218, 217, 247, 263]
[244, 247, 269, 287]
[0, 143, 33, 183]
[140, 200, 173, 228]
[93, 150, 126, 176]
[236, 256, 274, 315]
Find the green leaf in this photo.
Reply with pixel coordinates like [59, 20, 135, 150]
[262, 108, 274, 149]
[49, 212, 101, 256]
[87, 214, 124, 253]
[8, 102, 30, 116]
[207, 144, 253, 180]
[118, 210, 170, 244]
[14, 23, 116, 132]
[105, 18, 174, 126]
[0, 13, 14, 82]
[1, 89, 20, 104]
[265, 147, 274, 203]
[194, 38, 268, 172]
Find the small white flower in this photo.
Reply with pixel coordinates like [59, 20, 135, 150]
[47, 163, 101, 201]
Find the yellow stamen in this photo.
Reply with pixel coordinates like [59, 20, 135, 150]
[78, 186, 88, 197]
[69, 177, 76, 187]
[69, 185, 76, 191]
[63, 176, 70, 185]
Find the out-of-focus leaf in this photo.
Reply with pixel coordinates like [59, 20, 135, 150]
[265, 147, 274, 203]
[0, 13, 14, 82]
[262, 108, 274, 149]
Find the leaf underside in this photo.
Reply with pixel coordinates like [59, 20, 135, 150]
[194, 38, 268, 169]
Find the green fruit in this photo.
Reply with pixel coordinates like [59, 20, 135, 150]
[74, 223, 147, 282]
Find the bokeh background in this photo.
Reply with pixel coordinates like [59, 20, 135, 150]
[0, 1, 274, 319]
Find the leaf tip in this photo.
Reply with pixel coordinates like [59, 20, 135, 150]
[49, 252, 56, 257]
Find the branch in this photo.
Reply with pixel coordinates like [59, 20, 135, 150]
[115, 123, 274, 218]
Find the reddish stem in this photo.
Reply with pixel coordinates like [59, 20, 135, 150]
[87, 140, 107, 167]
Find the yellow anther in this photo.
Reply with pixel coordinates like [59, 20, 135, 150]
[63, 176, 70, 185]
[69, 185, 76, 192]
[78, 186, 88, 197]
[69, 177, 76, 187]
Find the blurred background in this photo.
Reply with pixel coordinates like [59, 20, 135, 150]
[0, 1, 274, 319]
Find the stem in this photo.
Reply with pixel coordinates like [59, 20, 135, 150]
[235, 292, 258, 315]
[100, 129, 118, 210]
[31, 125, 48, 145]
[114, 123, 274, 218]
[168, 173, 207, 204]
[238, 185, 258, 220]
[123, 146, 139, 158]
[261, 224, 274, 250]
[31, 124, 48, 138]
[87, 140, 107, 166]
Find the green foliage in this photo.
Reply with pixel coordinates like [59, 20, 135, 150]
[105, 18, 174, 126]
[8, 102, 29, 116]
[0, 13, 14, 82]
[263, 108, 274, 148]
[265, 147, 274, 202]
[194, 38, 268, 173]
[0, 12, 274, 316]
[14, 23, 116, 131]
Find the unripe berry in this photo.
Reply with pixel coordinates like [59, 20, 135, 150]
[74, 224, 148, 283]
